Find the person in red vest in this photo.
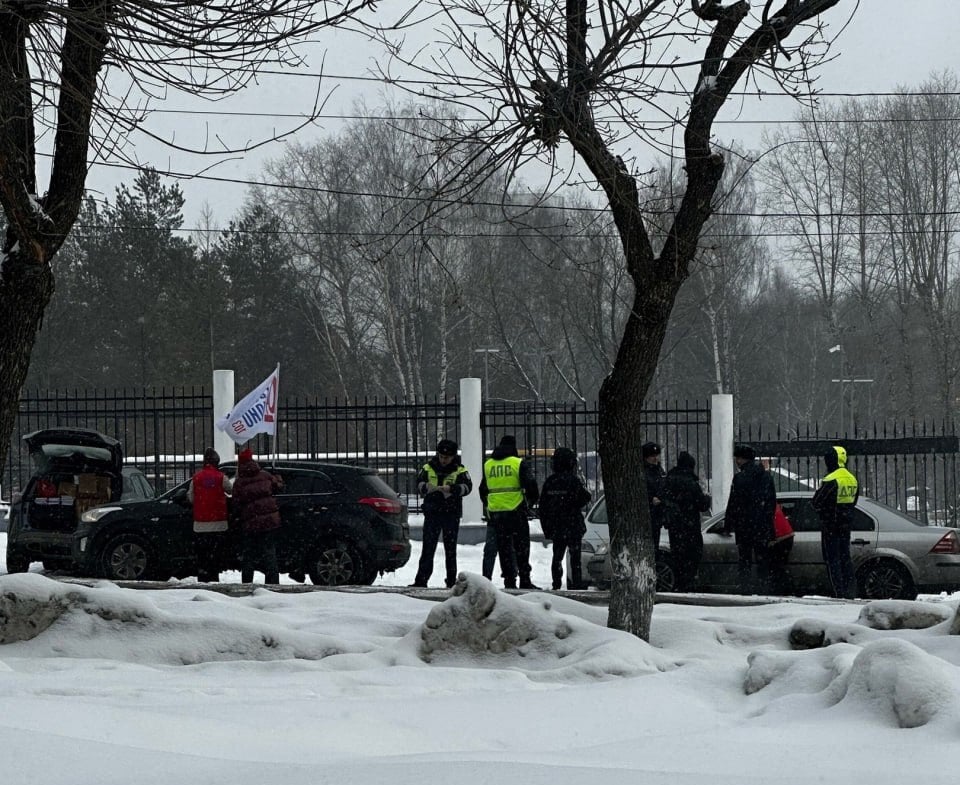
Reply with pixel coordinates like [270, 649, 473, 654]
[188, 448, 233, 582]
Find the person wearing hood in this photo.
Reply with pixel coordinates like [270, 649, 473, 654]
[409, 439, 473, 588]
[231, 447, 284, 584]
[721, 444, 777, 595]
[811, 445, 860, 598]
[662, 451, 712, 592]
[538, 447, 592, 590]
[479, 435, 540, 589]
[187, 448, 233, 583]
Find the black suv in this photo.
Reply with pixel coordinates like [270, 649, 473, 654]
[71, 460, 411, 584]
[6, 428, 155, 573]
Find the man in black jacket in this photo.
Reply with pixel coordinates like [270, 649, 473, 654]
[663, 451, 712, 592]
[539, 447, 592, 590]
[722, 444, 777, 594]
[410, 439, 473, 588]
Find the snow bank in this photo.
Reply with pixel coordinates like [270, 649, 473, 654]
[0, 573, 367, 664]
[840, 638, 960, 727]
[414, 572, 670, 681]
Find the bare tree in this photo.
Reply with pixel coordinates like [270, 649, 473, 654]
[380, 0, 848, 638]
[0, 1, 375, 470]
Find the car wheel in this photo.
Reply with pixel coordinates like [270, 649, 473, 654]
[308, 541, 365, 586]
[656, 551, 677, 592]
[5, 552, 30, 574]
[100, 534, 154, 581]
[858, 559, 917, 600]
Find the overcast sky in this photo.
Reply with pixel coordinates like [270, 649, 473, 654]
[77, 1, 960, 231]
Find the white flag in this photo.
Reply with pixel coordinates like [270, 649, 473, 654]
[216, 365, 280, 444]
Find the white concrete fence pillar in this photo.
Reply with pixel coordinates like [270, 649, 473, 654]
[710, 393, 734, 514]
[213, 370, 235, 460]
[459, 377, 484, 524]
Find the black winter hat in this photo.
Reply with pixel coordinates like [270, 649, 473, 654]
[641, 441, 661, 458]
[436, 439, 459, 456]
[551, 446, 578, 472]
[677, 451, 696, 470]
[733, 444, 756, 460]
[499, 435, 517, 448]
[203, 448, 220, 466]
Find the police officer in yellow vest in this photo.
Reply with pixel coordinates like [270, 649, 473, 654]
[410, 439, 474, 589]
[811, 445, 860, 598]
[479, 434, 540, 589]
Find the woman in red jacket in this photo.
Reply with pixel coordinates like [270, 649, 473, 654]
[231, 448, 283, 584]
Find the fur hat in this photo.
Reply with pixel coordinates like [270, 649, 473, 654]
[641, 441, 661, 458]
[436, 439, 459, 456]
[733, 444, 755, 460]
[238, 447, 254, 463]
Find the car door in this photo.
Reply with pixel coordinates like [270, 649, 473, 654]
[699, 518, 740, 592]
[273, 470, 337, 568]
[776, 497, 826, 593]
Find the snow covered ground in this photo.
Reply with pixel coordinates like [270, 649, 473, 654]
[2, 531, 959, 785]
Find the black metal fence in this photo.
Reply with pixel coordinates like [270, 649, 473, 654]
[4, 389, 712, 512]
[739, 421, 960, 527]
[7, 389, 957, 526]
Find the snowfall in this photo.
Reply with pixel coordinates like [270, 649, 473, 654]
[2, 526, 959, 785]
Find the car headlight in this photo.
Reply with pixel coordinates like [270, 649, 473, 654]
[582, 541, 595, 554]
[80, 506, 122, 523]
[594, 543, 609, 556]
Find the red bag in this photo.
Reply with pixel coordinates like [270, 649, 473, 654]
[773, 504, 794, 539]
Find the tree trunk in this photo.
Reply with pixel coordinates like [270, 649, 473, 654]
[0, 248, 55, 469]
[600, 280, 678, 638]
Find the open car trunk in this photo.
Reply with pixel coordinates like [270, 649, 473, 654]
[24, 428, 124, 532]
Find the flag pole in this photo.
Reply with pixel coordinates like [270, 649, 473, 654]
[271, 363, 280, 468]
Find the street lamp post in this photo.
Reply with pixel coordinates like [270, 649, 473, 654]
[829, 342, 873, 435]
[474, 348, 501, 399]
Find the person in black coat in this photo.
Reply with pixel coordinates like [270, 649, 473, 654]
[662, 451, 712, 592]
[721, 444, 777, 595]
[539, 447, 592, 590]
[642, 442, 667, 552]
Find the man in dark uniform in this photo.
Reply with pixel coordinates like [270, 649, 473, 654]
[642, 442, 667, 552]
[721, 444, 777, 594]
[479, 435, 540, 589]
[410, 439, 473, 588]
[812, 445, 860, 598]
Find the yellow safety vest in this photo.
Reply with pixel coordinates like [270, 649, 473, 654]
[823, 467, 858, 504]
[484, 456, 523, 512]
[423, 463, 468, 487]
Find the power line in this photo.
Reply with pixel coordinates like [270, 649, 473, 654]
[76, 155, 960, 221]
[249, 69, 960, 100]
[66, 222, 960, 242]
[110, 106, 960, 126]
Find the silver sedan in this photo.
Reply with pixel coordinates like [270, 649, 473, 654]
[584, 492, 960, 599]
